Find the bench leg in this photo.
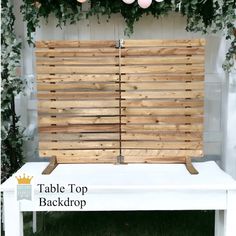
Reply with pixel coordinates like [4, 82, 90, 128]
[224, 190, 236, 236]
[3, 192, 24, 236]
[215, 210, 224, 236]
[33, 211, 37, 233]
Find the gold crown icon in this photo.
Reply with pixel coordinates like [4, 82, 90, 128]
[16, 174, 33, 185]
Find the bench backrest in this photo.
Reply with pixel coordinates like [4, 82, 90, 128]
[36, 39, 205, 164]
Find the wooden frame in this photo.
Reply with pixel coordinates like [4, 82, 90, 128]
[36, 39, 205, 174]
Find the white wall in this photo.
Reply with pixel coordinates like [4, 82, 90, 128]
[222, 72, 236, 179]
[12, 1, 236, 178]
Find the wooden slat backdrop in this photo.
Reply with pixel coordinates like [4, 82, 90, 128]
[36, 39, 205, 164]
[120, 39, 205, 163]
[36, 40, 120, 163]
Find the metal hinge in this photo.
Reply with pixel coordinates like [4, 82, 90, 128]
[116, 39, 124, 48]
[116, 155, 125, 164]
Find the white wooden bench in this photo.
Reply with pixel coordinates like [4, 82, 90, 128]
[1, 161, 236, 236]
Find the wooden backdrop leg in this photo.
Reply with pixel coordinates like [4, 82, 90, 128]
[42, 157, 58, 175]
[185, 156, 199, 175]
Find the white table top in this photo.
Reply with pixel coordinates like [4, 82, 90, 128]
[1, 161, 236, 192]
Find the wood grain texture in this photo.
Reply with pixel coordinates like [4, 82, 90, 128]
[121, 47, 204, 56]
[38, 100, 119, 108]
[121, 91, 204, 99]
[120, 65, 204, 74]
[37, 57, 118, 65]
[39, 141, 119, 150]
[120, 56, 204, 65]
[122, 75, 204, 82]
[37, 83, 118, 91]
[121, 141, 202, 149]
[38, 108, 119, 115]
[37, 74, 119, 83]
[122, 149, 203, 157]
[122, 124, 203, 132]
[123, 39, 206, 47]
[121, 108, 203, 116]
[121, 100, 204, 108]
[39, 133, 120, 141]
[39, 116, 120, 126]
[36, 66, 119, 74]
[36, 40, 117, 48]
[39, 149, 119, 159]
[120, 39, 204, 165]
[37, 92, 120, 100]
[122, 116, 203, 124]
[39, 124, 120, 133]
[121, 133, 202, 141]
[36, 39, 205, 165]
[121, 82, 204, 91]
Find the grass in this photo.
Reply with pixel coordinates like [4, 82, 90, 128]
[23, 211, 214, 236]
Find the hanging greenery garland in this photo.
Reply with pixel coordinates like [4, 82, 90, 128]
[20, 0, 235, 71]
[1, 1, 25, 182]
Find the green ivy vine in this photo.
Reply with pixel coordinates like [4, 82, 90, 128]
[1, 1, 25, 182]
[20, 0, 236, 72]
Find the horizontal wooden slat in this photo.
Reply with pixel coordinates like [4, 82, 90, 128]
[37, 57, 118, 65]
[36, 48, 118, 57]
[122, 82, 204, 91]
[37, 92, 120, 100]
[36, 40, 117, 48]
[39, 133, 120, 141]
[121, 108, 203, 116]
[40, 108, 203, 116]
[122, 116, 203, 124]
[39, 141, 119, 150]
[39, 124, 120, 133]
[121, 133, 202, 141]
[57, 156, 116, 163]
[122, 124, 203, 132]
[122, 75, 204, 82]
[122, 149, 203, 157]
[39, 149, 119, 159]
[120, 65, 204, 74]
[38, 100, 119, 109]
[121, 57, 204, 65]
[37, 66, 119, 74]
[37, 83, 118, 91]
[39, 108, 119, 115]
[40, 150, 119, 163]
[123, 156, 186, 163]
[121, 47, 204, 56]
[123, 39, 206, 47]
[37, 74, 119, 83]
[39, 116, 120, 126]
[122, 91, 204, 99]
[121, 141, 202, 149]
[122, 100, 203, 108]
